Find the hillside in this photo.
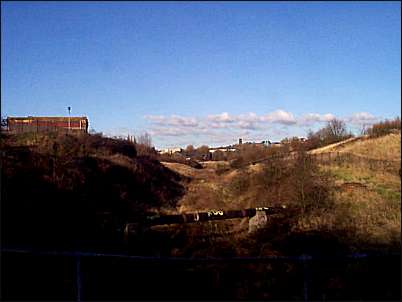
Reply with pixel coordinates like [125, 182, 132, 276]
[308, 136, 365, 154]
[310, 132, 401, 251]
[2, 131, 400, 301]
[162, 132, 401, 256]
[2, 131, 400, 256]
[1, 132, 187, 250]
[309, 132, 401, 161]
[333, 132, 400, 161]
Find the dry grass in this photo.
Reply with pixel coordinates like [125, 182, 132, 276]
[293, 186, 400, 249]
[309, 132, 401, 161]
[335, 132, 401, 161]
[161, 161, 231, 212]
[201, 160, 230, 169]
[305, 162, 401, 251]
[167, 143, 401, 255]
[320, 164, 401, 192]
[309, 136, 364, 154]
[160, 162, 200, 178]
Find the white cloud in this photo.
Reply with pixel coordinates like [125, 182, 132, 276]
[143, 115, 165, 123]
[238, 112, 260, 122]
[148, 127, 186, 137]
[299, 113, 336, 125]
[207, 112, 235, 123]
[142, 110, 380, 148]
[346, 112, 379, 125]
[210, 122, 229, 129]
[261, 109, 297, 125]
[144, 114, 198, 127]
[237, 120, 260, 130]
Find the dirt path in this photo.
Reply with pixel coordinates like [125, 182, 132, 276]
[308, 136, 366, 154]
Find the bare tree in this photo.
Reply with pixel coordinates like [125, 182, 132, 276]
[135, 132, 157, 158]
[212, 150, 226, 161]
[137, 132, 152, 147]
[305, 119, 352, 150]
[196, 145, 210, 154]
[325, 118, 348, 141]
[194, 145, 210, 160]
[185, 145, 195, 155]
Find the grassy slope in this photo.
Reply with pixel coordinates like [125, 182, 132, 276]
[309, 133, 401, 251]
[309, 132, 401, 161]
[166, 133, 401, 254]
[308, 136, 364, 154]
[335, 132, 400, 161]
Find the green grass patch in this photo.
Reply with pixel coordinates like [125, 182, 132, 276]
[324, 166, 354, 182]
[374, 185, 401, 203]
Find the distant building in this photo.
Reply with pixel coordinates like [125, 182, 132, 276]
[253, 140, 271, 147]
[158, 147, 183, 155]
[6, 116, 89, 133]
[209, 147, 237, 153]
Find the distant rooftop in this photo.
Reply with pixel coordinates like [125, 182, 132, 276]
[8, 116, 88, 122]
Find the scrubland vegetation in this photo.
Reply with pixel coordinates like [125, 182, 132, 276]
[364, 117, 401, 138]
[2, 117, 400, 300]
[1, 131, 187, 250]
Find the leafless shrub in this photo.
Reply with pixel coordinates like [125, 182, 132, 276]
[135, 132, 158, 158]
[184, 144, 195, 156]
[215, 162, 230, 175]
[281, 136, 305, 152]
[229, 144, 288, 168]
[289, 150, 333, 212]
[212, 150, 227, 161]
[192, 145, 210, 160]
[247, 148, 333, 212]
[228, 168, 251, 195]
[364, 117, 401, 138]
[306, 119, 353, 150]
[137, 132, 152, 147]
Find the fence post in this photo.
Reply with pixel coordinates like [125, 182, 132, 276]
[301, 254, 312, 302]
[76, 255, 82, 302]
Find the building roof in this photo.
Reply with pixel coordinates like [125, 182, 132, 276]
[7, 116, 88, 122]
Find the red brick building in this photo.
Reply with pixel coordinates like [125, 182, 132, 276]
[6, 116, 89, 133]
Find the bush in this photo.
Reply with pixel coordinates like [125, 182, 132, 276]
[215, 163, 230, 175]
[364, 117, 401, 138]
[289, 150, 333, 211]
[1, 132, 186, 251]
[211, 150, 227, 161]
[250, 149, 333, 211]
[16, 132, 139, 159]
[228, 169, 251, 195]
[135, 133, 158, 158]
[306, 119, 353, 150]
[85, 134, 137, 158]
[229, 144, 288, 168]
[158, 152, 203, 169]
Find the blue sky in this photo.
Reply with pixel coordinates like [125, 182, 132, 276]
[2, 1, 401, 148]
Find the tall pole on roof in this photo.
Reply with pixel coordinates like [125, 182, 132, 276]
[68, 106, 71, 132]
